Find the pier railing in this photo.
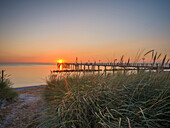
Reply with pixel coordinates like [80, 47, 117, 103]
[53, 62, 170, 72]
[67, 62, 170, 68]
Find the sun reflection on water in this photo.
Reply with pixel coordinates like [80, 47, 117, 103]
[59, 65, 63, 70]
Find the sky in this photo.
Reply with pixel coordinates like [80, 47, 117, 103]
[0, 0, 170, 63]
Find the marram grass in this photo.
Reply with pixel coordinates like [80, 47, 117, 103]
[0, 76, 18, 107]
[34, 71, 170, 128]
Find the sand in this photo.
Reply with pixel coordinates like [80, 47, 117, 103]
[0, 87, 44, 128]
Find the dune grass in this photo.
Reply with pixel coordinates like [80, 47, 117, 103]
[33, 71, 170, 128]
[0, 76, 18, 107]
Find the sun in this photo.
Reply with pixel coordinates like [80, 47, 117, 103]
[57, 59, 64, 63]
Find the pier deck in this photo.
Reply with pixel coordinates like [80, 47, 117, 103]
[53, 62, 170, 72]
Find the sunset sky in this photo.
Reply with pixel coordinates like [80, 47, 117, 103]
[0, 0, 170, 63]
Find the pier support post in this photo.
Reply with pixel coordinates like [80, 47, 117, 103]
[80, 64, 82, 70]
[104, 66, 107, 76]
[156, 64, 159, 72]
[104, 66, 106, 71]
[112, 66, 115, 73]
[98, 66, 100, 70]
[123, 67, 126, 74]
[92, 65, 95, 74]
[84, 65, 86, 71]
[137, 67, 139, 73]
[98, 66, 100, 73]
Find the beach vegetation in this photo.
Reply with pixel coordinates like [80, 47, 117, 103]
[0, 74, 18, 107]
[34, 71, 170, 128]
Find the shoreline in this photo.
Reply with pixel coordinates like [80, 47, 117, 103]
[13, 85, 46, 91]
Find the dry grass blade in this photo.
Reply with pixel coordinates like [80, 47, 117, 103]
[157, 53, 162, 60]
[98, 122, 107, 128]
[152, 50, 154, 59]
[152, 52, 157, 65]
[134, 49, 145, 62]
[144, 49, 154, 56]
[134, 49, 140, 62]
[120, 55, 124, 63]
[139, 107, 149, 128]
[64, 76, 70, 92]
[138, 96, 170, 114]
[161, 54, 167, 67]
[118, 117, 122, 128]
[126, 117, 131, 128]
[165, 59, 169, 65]
[127, 58, 130, 65]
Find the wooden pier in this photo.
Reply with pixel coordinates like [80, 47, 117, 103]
[53, 62, 170, 73]
[53, 69, 102, 72]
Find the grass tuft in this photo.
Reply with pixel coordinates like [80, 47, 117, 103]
[35, 71, 169, 128]
[0, 76, 18, 107]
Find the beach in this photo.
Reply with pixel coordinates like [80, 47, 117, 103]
[0, 86, 44, 128]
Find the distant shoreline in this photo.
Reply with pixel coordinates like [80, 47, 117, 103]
[0, 63, 57, 66]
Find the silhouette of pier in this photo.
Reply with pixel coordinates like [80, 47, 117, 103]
[53, 62, 170, 73]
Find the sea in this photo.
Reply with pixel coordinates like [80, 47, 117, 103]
[0, 63, 58, 88]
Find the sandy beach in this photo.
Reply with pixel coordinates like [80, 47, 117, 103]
[0, 86, 44, 128]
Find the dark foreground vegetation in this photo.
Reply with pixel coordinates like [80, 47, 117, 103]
[32, 71, 170, 128]
[0, 76, 18, 107]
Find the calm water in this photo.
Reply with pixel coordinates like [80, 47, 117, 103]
[0, 63, 58, 88]
[0, 63, 109, 88]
